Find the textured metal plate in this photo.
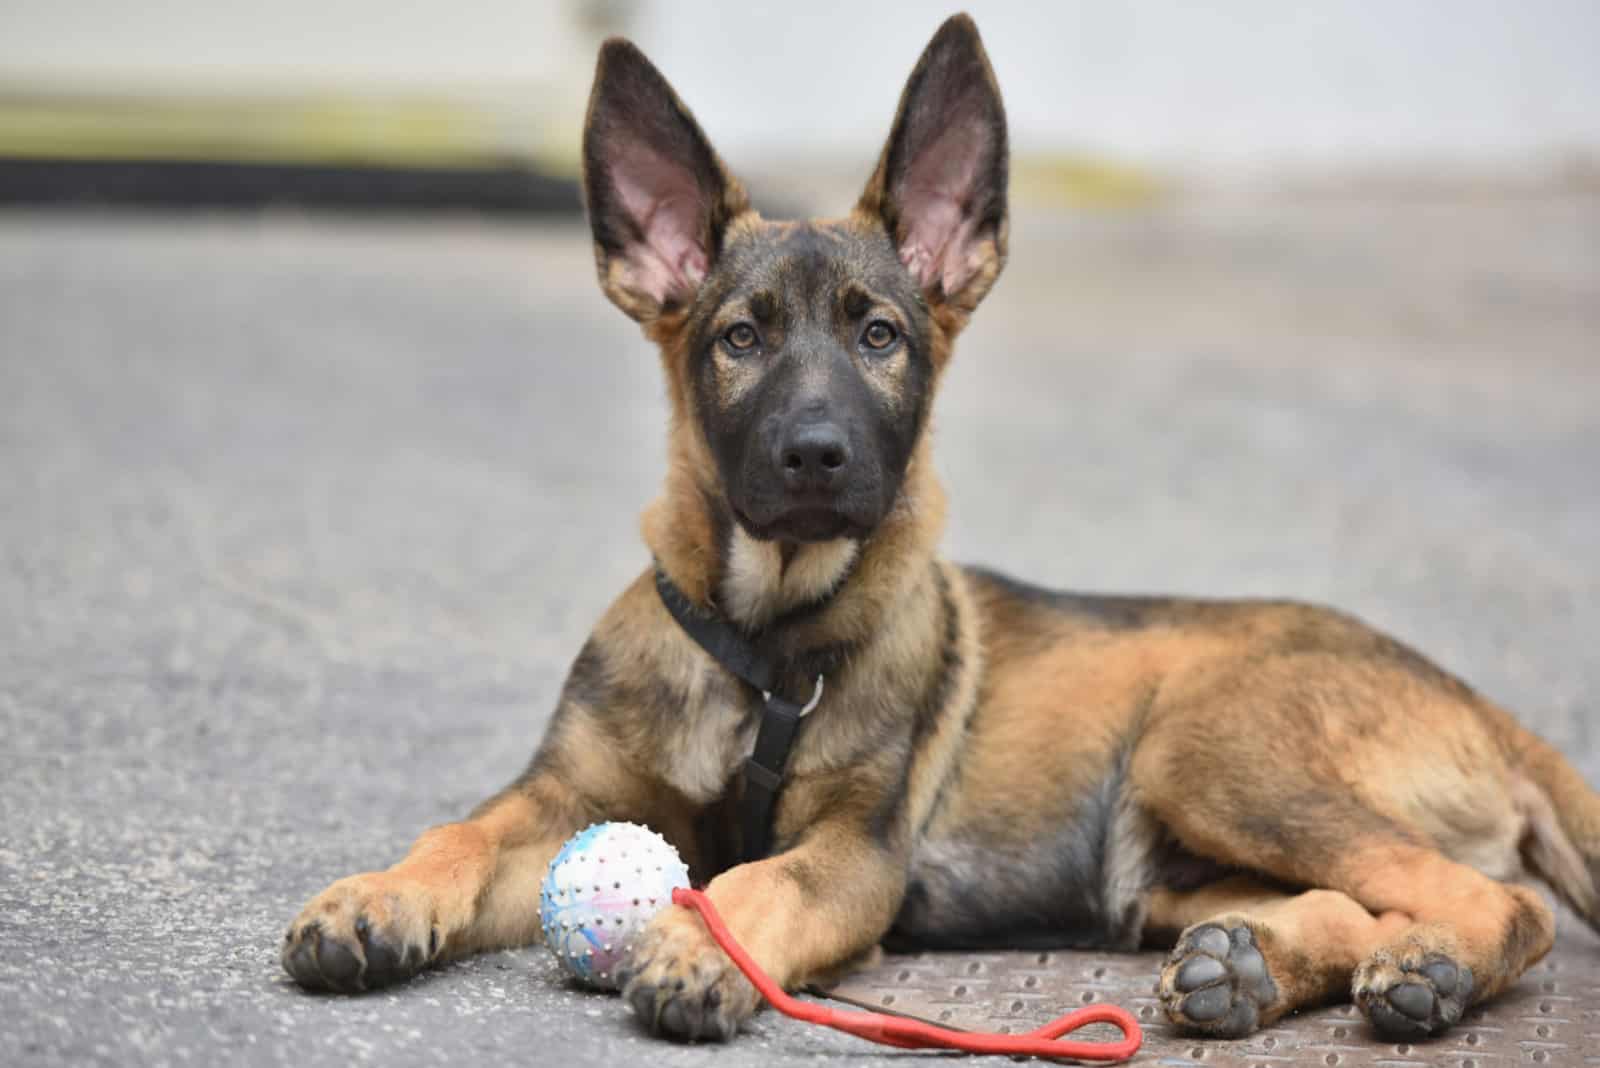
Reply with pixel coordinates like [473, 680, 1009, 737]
[824, 910, 1599, 1065]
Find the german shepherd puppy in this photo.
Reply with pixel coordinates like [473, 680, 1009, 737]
[283, 14, 1600, 1045]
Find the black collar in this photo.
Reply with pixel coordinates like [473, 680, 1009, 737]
[654, 567, 827, 862]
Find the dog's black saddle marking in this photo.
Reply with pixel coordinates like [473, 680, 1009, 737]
[654, 568, 825, 863]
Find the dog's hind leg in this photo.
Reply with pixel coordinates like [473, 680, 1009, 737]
[1146, 877, 1409, 1037]
[1341, 844, 1554, 1038]
[1130, 651, 1557, 1039]
[1146, 848, 1553, 1040]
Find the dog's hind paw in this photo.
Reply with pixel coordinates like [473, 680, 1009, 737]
[1354, 944, 1473, 1039]
[1159, 919, 1281, 1038]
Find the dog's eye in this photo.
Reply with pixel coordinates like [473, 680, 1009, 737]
[723, 323, 759, 353]
[862, 320, 899, 352]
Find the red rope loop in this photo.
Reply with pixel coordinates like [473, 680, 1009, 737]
[671, 887, 1144, 1062]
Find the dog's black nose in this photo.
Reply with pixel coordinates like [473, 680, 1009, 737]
[779, 421, 851, 491]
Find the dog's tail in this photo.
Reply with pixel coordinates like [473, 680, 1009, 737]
[1492, 704, 1600, 932]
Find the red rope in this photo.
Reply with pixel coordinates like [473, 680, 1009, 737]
[671, 887, 1144, 1062]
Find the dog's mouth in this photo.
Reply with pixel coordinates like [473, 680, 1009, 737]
[735, 505, 862, 544]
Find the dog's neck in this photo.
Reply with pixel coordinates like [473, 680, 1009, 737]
[641, 437, 945, 641]
[718, 534, 860, 630]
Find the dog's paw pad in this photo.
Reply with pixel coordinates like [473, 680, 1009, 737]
[1159, 920, 1279, 1038]
[1354, 952, 1472, 1039]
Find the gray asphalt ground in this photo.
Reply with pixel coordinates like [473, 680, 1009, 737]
[2, 195, 1597, 1066]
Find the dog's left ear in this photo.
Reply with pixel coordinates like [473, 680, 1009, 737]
[859, 14, 1008, 317]
[583, 39, 750, 322]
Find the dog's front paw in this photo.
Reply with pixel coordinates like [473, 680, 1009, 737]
[1159, 918, 1280, 1038]
[619, 906, 760, 1041]
[282, 872, 443, 993]
[1353, 941, 1473, 1039]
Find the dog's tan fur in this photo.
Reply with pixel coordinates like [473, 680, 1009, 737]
[283, 14, 1600, 1045]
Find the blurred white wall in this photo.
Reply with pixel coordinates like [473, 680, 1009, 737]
[3, 0, 1598, 170]
[0, 1, 590, 91]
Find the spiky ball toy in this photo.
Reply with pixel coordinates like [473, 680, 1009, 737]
[539, 822, 691, 990]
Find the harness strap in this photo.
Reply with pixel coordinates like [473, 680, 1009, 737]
[654, 569, 779, 694]
[653, 568, 826, 862]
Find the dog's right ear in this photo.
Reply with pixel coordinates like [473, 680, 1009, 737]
[858, 14, 1008, 320]
[583, 40, 749, 323]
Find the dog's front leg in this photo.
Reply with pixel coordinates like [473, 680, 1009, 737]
[620, 817, 905, 1041]
[281, 769, 597, 993]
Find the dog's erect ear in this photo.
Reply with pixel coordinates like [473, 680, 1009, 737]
[583, 39, 749, 322]
[859, 14, 1008, 315]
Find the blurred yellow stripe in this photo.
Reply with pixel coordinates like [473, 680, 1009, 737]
[0, 94, 579, 172]
[1013, 156, 1165, 208]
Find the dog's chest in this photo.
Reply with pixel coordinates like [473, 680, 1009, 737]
[651, 534, 856, 802]
[656, 689, 759, 804]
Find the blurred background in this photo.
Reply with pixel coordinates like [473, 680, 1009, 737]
[3, 0, 1599, 207]
[2, 7, 1599, 1064]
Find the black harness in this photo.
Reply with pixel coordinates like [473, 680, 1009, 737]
[654, 568, 828, 863]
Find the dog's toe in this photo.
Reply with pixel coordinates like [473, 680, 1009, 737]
[1175, 954, 1228, 991]
[1178, 983, 1235, 1023]
[311, 925, 365, 989]
[282, 921, 334, 991]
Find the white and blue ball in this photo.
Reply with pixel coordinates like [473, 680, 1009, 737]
[539, 822, 691, 990]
